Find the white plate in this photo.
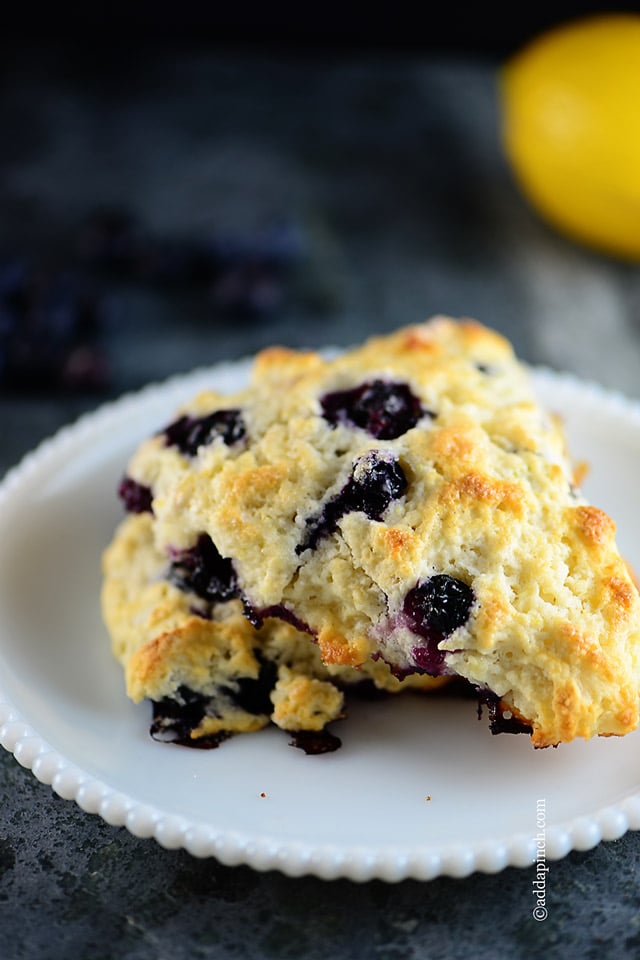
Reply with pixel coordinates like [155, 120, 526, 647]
[2, 361, 640, 882]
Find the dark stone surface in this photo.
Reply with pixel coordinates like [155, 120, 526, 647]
[2, 749, 640, 960]
[2, 42, 640, 959]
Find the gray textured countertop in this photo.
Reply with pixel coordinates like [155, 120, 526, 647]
[2, 44, 640, 959]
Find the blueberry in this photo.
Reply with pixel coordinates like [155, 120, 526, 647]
[0, 259, 110, 393]
[297, 451, 407, 554]
[168, 535, 239, 604]
[207, 221, 302, 320]
[210, 265, 285, 321]
[150, 656, 279, 748]
[321, 380, 427, 439]
[79, 209, 306, 321]
[150, 687, 232, 748]
[162, 409, 246, 456]
[403, 575, 474, 675]
[223, 655, 278, 716]
[345, 450, 408, 519]
[80, 208, 214, 285]
[151, 686, 209, 741]
[118, 475, 153, 514]
[404, 574, 474, 639]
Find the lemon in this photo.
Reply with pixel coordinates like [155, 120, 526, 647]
[501, 14, 640, 260]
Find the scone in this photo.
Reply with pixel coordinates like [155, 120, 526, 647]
[108, 316, 640, 748]
[102, 512, 442, 750]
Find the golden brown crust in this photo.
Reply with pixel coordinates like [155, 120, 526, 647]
[574, 505, 617, 546]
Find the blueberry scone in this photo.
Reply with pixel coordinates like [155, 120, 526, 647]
[102, 512, 441, 750]
[106, 316, 640, 748]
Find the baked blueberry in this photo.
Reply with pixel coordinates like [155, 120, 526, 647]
[168, 534, 239, 604]
[118, 476, 153, 514]
[225, 655, 278, 716]
[347, 450, 408, 519]
[297, 451, 407, 554]
[162, 409, 245, 456]
[404, 575, 475, 675]
[321, 380, 427, 439]
[150, 687, 232, 748]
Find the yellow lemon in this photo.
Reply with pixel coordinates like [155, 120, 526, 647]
[501, 14, 640, 260]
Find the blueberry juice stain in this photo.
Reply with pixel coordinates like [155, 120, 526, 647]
[288, 729, 342, 754]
